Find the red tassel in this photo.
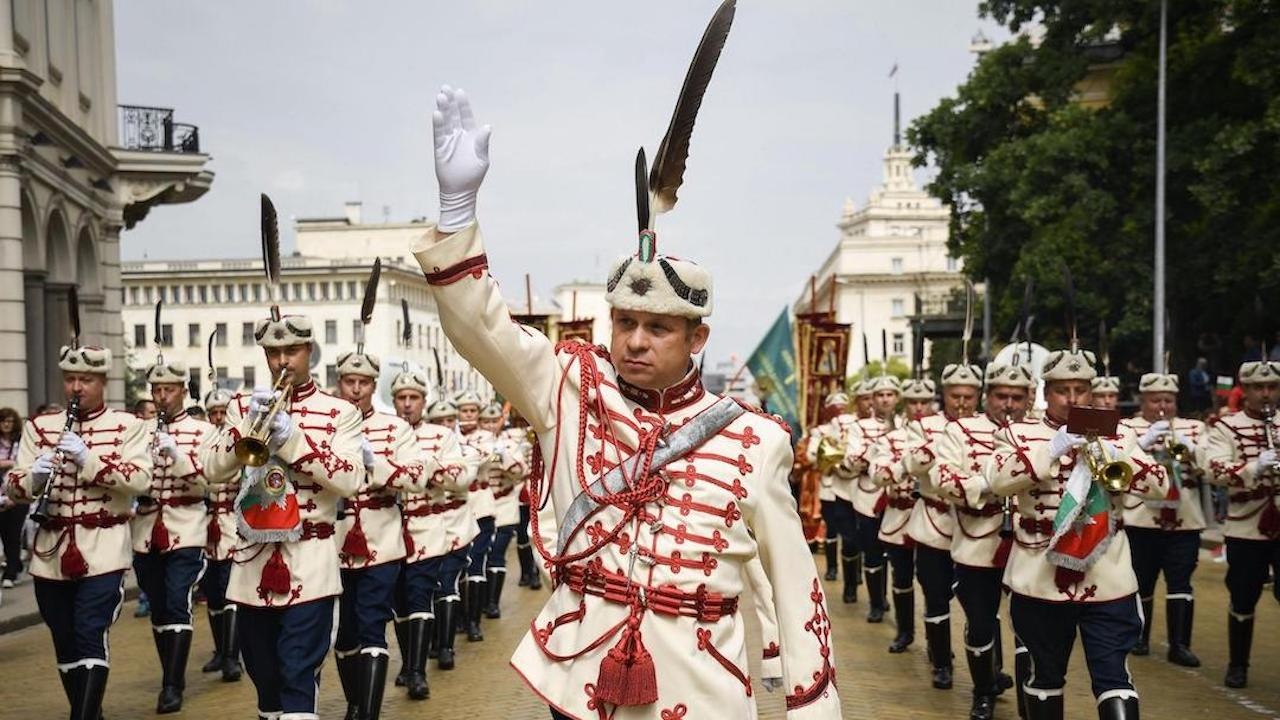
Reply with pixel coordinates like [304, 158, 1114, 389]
[259, 546, 292, 596]
[342, 518, 370, 559]
[594, 615, 658, 707]
[150, 515, 170, 552]
[1053, 566, 1084, 592]
[1259, 501, 1280, 540]
[992, 536, 1013, 568]
[61, 534, 89, 579]
[873, 493, 889, 515]
[206, 516, 222, 550]
[402, 528, 415, 558]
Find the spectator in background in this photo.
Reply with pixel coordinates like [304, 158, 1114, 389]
[0, 407, 25, 589]
[1188, 357, 1212, 415]
[1241, 334, 1263, 364]
[133, 398, 157, 419]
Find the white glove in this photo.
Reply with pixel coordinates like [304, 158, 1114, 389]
[155, 432, 179, 459]
[360, 437, 376, 469]
[1048, 426, 1086, 460]
[268, 407, 293, 450]
[31, 453, 57, 484]
[249, 387, 277, 416]
[57, 432, 89, 468]
[1138, 420, 1170, 451]
[433, 85, 491, 232]
[761, 677, 784, 693]
[1258, 450, 1279, 472]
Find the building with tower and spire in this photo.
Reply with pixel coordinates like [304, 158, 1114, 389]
[793, 89, 963, 373]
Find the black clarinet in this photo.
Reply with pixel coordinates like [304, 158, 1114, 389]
[138, 409, 168, 508]
[996, 409, 1015, 539]
[30, 395, 80, 527]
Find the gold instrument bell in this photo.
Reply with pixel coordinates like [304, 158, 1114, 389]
[1084, 436, 1133, 494]
[234, 368, 294, 467]
[816, 434, 848, 475]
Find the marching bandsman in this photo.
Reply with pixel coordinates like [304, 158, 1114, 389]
[412, 73, 840, 717]
[1120, 372, 1207, 667]
[332, 349, 425, 720]
[870, 379, 932, 657]
[390, 369, 477, 696]
[934, 362, 1034, 720]
[847, 373, 901, 624]
[455, 389, 482, 434]
[198, 387, 243, 683]
[803, 392, 861, 600]
[512, 408, 544, 591]
[202, 302, 366, 720]
[1091, 375, 1121, 411]
[455, 390, 499, 641]
[482, 402, 530, 619]
[133, 358, 213, 713]
[428, 397, 459, 430]
[853, 380, 874, 419]
[5, 341, 151, 720]
[907, 364, 983, 690]
[1200, 359, 1280, 689]
[989, 345, 1167, 720]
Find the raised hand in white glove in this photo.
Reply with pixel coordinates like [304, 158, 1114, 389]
[249, 387, 277, 416]
[31, 453, 57, 484]
[360, 437, 376, 469]
[268, 407, 293, 451]
[1048, 426, 1086, 460]
[154, 432, 179, 459]
[1257, 449, 1279, 472]
[433, 85, 491, 232]
[1138, 420, 1171, 451]
[57, 432, 89, 468]
[761, 677, 784, 693]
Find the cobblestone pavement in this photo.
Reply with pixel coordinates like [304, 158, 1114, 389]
[0, 549, 1276, 718]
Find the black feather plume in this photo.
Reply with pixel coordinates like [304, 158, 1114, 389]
[1012, 277, 1034, 366]
[1098, 319, 1110, 374]
[635, 147, 650, 233]
[400, 298, 411, 348]
[1060, 263, 1077, 351]
[432, 348, 444, 392]
[361, 258, 382, 327]
[206, 330, 217, 383]
[68, 285, 80, 347]
[648, 0, 736, 216]
[862, 333, 871, 379]
[260, 193, 280, 286]
[153, 299, 164, 348]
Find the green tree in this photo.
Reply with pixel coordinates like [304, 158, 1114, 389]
[909, 0, 1280, 376]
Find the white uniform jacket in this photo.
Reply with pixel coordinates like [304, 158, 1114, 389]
[903, 414, 957, 551]
[402, 421, 480, 562]
[132, 411, 212, 553]
[336, 410, 426, 570]
[6, 406, 151, 580]
[414, 223, 839, 719]
[934, 414, 1009, 569]
[846, 417, 891, 518]
[1119, 415, 1208, 532]
[803, 415, 860, 502]
[869, 427, 913, 546]
[460, 428, 499, 519]
[1200, 409, 1280, 541]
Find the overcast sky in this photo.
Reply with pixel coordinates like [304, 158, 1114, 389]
[115, 1, 1003, 368]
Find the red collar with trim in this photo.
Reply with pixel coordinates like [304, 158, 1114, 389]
[293, 381, 318, 402]
[617, 367, 705, 414]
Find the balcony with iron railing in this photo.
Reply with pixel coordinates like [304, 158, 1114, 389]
[118, 105, 200, 153]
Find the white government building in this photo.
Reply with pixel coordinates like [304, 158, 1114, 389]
[0, 0, 213, 413]
[121, 202, 608, 408]
[794, 94, 963, 373]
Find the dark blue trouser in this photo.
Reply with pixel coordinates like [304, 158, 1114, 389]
[396, 547, 472, 617]
[1010, 592, 1141, 701]
[916, 544, 955, 619]
[489, 523, 517, 571]
[200, 558, 233, 612]
[467, 516, 496, 580]
[133, 547, 207, 628]
[239, 598, 334, 716]
[1225, 537, 1280, 614]
[34, 571, 125, 669]
[1128, 527, 1199, 598]
[827, 499, 858, 558]
[517, 503, 531, 546]
[886, 543, 915, 589]
[854, 510, 885, 569]
[336, 562, 399, 653]
[954, 564, 1004, 648]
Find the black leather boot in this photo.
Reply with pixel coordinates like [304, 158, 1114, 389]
[824, 541, 839, 581]
[841, 555, 860, 603]
[220, 607, 242, 682]
[357, 650, 390, 720]
[925, 616, 954, 689]
[994, 621, 1013, 693]
[1023, 690, 1064, 720]
[436, 599, 458, 670]
[485, 569, 506, 619]
[406, 618, 431, 700]
[1096, 695, 1140, 719]
[157, 629, 191, 713]
[1166, 598, 1200, 667]
[466, 580, 485, 641]
[393, 619, 410, 686]
[966, 645, 998, 720]
[1225, 612, 1253, 688]
[888, 586, 914, 653]
[1132, 596, 1153, 655]
[201, 610, 224, 673]
[517, 544, 535, 587]
[1014, 640, 1031, 719]
[69, 665, 109, 720]
[336, 652, 359, 720]
[865, 565, 887, 623]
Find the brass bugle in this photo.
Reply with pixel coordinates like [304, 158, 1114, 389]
[234, 368, 294, 467]
[1084, 434, 1133, 494]
[815, 434, 847, 474]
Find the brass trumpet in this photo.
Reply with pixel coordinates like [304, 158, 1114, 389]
[1084, 434, 1133, 494]
[815, 434, 847, 475]
[1158, 411, 1191, 464]
[234, 368, 294, 467]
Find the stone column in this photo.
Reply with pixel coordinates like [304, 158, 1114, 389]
[0, 154, 28, 414]
[23, 271, 46, 408]
[100, 221, 126, 406]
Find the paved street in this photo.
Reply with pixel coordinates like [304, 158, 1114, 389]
[0, 549, 1276, 719]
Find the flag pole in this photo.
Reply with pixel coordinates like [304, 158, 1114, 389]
[1153, 0, 1168, 370]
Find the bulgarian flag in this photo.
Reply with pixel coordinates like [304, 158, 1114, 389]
[1046, 457, 1115, 589]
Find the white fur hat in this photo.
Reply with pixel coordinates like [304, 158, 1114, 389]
[852, 380, 871, 397]
[1239, 360, 1280, 385]
[1041, 348, 1097, 383]
[58, 345, 111, 374]
[865, 376, 902, 395]
[390, 370, 431, 396]
[1138, 373, 1178, 394]
[984, 363, 1035, 389]
[1091, 376, 1121, 394]
[901, 378, 936, 400]
[146, 360, 188, 386]
[426, 399, 457, 420]
[453, 390, 483, 408]
[336, 351, 380, 379]
[203, 388, 233, 410]
[940, 363, 983, 388]
[254, 315, 314, 348]
[824, 392, 850, 408]
[479, 402, 503, 420]
[604, 232, 712, 318]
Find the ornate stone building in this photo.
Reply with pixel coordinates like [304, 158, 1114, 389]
[1, 0, 212, 412]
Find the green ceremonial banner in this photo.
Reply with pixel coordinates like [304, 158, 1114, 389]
[746, 308, 801, 438]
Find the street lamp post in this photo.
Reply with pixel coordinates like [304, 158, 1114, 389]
[1154, 0, 1168, 370]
